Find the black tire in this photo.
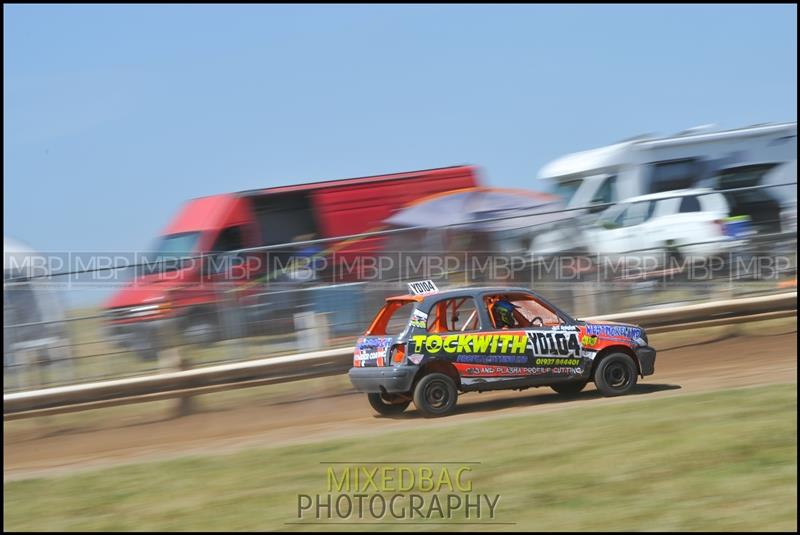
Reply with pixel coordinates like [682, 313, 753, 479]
[367, 393, 411, 416]
[413, 372, 458, 417]
[551, 380, 588, 396]
[594, 353, 638, 397]
[665, 240, 684, 268]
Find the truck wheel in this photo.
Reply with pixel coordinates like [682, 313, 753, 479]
[413, 372, 458, 417]
[367, 393, 410, 416]
[551, 380, 588, 396]
[594, 353, 638, 397]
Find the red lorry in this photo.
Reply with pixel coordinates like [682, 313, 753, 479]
[104, 166, 480, 359]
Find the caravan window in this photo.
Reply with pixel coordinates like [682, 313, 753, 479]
[714, 164, 779, 189]
[649, 158, 704, 193]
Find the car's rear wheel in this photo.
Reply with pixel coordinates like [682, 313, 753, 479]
[551, 380, 588, 396]
[594, 353, 638, 396]
[413, 372, 458, 417]
[367, 393, 411, 416]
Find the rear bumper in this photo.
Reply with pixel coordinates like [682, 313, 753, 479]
[348, 365, 418, 393]
[636, 345, 657, 376]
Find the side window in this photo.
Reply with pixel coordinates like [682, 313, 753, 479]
[212, 226, 245, 252]
[596, 203, 626, 229]
[588, 175, 617, 213]
[426, 298, 481, 333]
[207, 226, 245, 275]
[679, 196, 701, 213]
[622, 201, 651, 227]
[649, 158, 703, 193]
[645, 200, 657, 221]
[714, 163, 779, 189]
[485, 293, 561, 329]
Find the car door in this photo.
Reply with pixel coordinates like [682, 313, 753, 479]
[499, 293, 588, 384]
[593, 202, 643, 255]
[407, 296, 509, 384]
[617, 201, 652, 253]
[444, 293, 585, 389]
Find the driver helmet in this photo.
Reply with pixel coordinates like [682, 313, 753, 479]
[493, 298, 517, 328]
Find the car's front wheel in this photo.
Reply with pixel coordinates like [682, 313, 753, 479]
[413, 373, 458, 417]
[594, 353, 638, 396]
[367, 393, 411, 416]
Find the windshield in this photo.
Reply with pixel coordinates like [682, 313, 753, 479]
[554, 179, 582, 202]
[156, 232, 202, 256]
[594, 203, 627, 227]
[140, 232, 202, 275]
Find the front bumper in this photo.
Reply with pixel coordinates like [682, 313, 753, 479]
[348, 365, 418, 394]
[636, 345, 657, 376]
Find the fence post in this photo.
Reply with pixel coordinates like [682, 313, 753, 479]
[158, 317, 194, 417]
[294, 311, 329, 352]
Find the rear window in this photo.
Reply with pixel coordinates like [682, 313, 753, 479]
[679, 196, 701, 213]
[426, 297, 481, 332]
[365, 300, 417, 336]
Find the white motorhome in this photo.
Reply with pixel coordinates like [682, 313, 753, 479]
[3, 236, 73, 389]
[537, 122, 797, 233]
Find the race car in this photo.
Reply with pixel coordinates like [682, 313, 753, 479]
[348, 280, 656, 417]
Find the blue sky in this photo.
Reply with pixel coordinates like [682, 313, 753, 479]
[4, 4, 797, 256]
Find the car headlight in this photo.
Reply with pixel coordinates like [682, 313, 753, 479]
[129, 304, 160, 313]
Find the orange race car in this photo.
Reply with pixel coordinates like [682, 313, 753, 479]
[349, 281, 656, 417]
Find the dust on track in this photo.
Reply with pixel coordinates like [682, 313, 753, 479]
[4, 330, 797, 481]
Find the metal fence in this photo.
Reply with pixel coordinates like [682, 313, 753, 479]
[4, 185, 797, 393]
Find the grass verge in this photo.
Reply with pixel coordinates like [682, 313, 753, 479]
[4, 384, 797, 531]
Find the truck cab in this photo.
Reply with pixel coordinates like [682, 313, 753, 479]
[104, 166, 480, 359]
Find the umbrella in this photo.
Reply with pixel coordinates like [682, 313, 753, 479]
[384, 187, 572, 232]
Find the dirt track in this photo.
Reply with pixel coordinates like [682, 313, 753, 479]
[4, 328, 797, 481]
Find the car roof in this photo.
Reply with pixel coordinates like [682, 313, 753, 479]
[386, 286, 539, 304]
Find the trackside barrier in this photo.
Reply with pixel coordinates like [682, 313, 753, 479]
[4, 292, 796, 419]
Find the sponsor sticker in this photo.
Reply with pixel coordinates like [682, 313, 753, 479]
[585, 324, 642, 339]
[411, 334, 528, 355]
[409, 309, 428, 329]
